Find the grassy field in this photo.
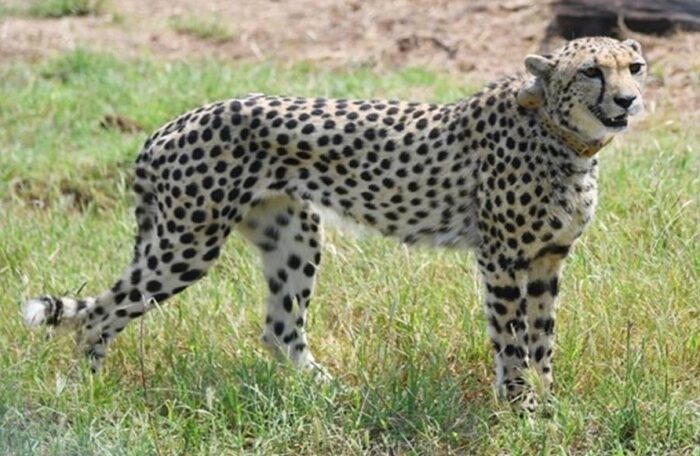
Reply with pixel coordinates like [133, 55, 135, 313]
[0, 50, 698, 455]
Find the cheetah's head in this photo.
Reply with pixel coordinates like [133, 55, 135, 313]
[518, 37, 647, 149]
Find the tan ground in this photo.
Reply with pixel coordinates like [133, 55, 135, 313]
[1, 0, 698, 117]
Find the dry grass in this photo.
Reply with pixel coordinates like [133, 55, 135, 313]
[168, 15, 234, 43]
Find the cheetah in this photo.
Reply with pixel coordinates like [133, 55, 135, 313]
[23, 37, 646, 411]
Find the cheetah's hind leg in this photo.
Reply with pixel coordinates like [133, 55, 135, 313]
[23, 179, 231, 372]
[237, 195, 331, 381]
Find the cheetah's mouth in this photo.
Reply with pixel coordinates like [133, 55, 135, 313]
[599, 114, 628, 128]
[591, 109, 628, 129]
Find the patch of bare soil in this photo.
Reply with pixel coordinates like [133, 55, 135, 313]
[1, 0, 698, 117]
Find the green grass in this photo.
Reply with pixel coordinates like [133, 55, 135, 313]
[0, 0, 106, 19]
[1, 51, 698, 455]
[168, 15, 235, 44]
[25, 0, 105, 18]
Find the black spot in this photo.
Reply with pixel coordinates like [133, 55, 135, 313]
[534, 346, 545, 362]
[283, 330, 298, 344]
[192, 148, 205, 160]
[491, 285, 520, 301]
[283, 295, 293, 312]
[203, 246, 220, 262]
[185, 183, 199, 197]
[492, 302, 507, 315]
[303, 263, 315, 277]
[191, 210, 206, 224]
[544, 318, 555, 334]
[277, 134, 290, 145]
[180, 269, 203, 282]
[129, 289, 142, 302]
[521, 232, 535, 244]
[147, 256, 159, 270]
[527, 280, 547, 297]
[268, 278, 281, 294]
[211, 189, 224, 203]
[549, 218, 563, 230]
[550, 277, 559, 296]
[146, 280, 162, 292]
[536, 244, 570, 259]
[130, 269, 142, 285]
[220, 126, 231, 141]
[152, 293, 169, 302]
[506, 318, 526, 333]
[171, 262, 188, 273]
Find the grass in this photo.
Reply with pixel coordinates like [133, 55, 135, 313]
[0, 50, 698, 455]
[168, 15, 235, 44]
[26, 0, 105, 18]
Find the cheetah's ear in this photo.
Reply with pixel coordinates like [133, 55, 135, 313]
[519, 54, 554, 109]
[623, 39, 642, 54]
[523, 54, 555, 80]
[516, 79, 544, 109]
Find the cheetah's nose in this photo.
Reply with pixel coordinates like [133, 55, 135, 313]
[614, 96, 636, 109]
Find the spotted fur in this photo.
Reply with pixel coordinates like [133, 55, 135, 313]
[23, 37, 646, 412]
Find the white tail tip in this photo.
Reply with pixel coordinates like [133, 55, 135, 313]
[23, 298, 50, 326]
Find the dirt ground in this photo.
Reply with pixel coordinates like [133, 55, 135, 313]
[1, 0, 698, 117]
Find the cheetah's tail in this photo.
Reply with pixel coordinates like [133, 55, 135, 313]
[23, 295, 97, 328]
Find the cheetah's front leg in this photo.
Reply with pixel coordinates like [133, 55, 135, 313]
[525, 250, 566, 393]
[479, 262, 537, 412]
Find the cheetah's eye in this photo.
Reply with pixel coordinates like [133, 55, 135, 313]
[580, 67, 602, 78]
[629, 63, 643, 75]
